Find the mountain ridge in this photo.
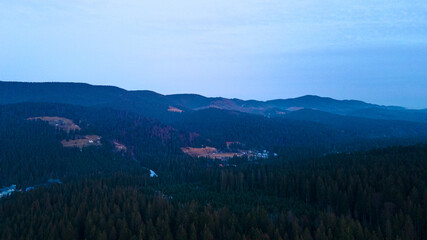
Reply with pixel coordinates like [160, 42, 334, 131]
[1, 81, 426, 123]
[0, 81, 404, 108]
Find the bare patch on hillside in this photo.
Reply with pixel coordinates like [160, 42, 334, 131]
[168, 106, 183, 113]
[28, 116, 81, 132]
[61, 135, 102, 149]
[182, 145, 276, 160]
[113, 141, 127, 152]
[181, 146, 246, 160]
[287, 107, 304, 111]
[181, 146, 217, 157]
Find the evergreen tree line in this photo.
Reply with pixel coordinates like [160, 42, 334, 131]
[1, 145, 426, 239]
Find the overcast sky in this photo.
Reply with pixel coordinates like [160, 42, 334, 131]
[0, 0, 426, 108]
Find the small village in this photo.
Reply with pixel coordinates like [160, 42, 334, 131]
[0, 185, 16, 199]
[181, 146, 277, 161]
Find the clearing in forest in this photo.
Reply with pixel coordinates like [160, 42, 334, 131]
[61, 135, 102, 149]
[181, 146, 244, 159]
[168, 106, 183, 113]
[113, 141, 127, 152]
[28, 116, 81, 132]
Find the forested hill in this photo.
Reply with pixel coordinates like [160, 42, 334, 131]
[1, 81, 427, 123]
[1, 102, 427, 169]
[0, 81, 126, 105]
[1, 82, 427, 239]
[0, 102, 205, 186]
[2, 82, 427, 150]
[168, 107, 427, 153]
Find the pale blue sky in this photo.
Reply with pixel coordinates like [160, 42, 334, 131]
[0, 0, 426, 108]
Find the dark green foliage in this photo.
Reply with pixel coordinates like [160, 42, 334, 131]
[0, 102, 205, 186]
[2, 81, 427, 123]
[1, 144, 427, 239]
[0, 113, 139, 186]
[1, 98, 427, 239]
[169, 108, 427, 153]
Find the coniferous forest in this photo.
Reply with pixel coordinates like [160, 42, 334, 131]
[1, 83, 427, 240]
[1, 0, 427, 236]
[1, 144, 427, 240]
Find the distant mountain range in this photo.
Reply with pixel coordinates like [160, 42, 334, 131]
[2, 83, 426, 240]
[1, 81, 427, 157]
[1, 81, 426, 123]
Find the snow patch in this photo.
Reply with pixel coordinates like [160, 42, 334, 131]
[150, 170, 158, 178]
[0, 185, 16, 199]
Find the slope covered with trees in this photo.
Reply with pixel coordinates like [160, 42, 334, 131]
[0, 102, 203, 186]
[1, 144, 427, 239]
[2, 81, 427, 123]
[169, 108, 427, 154]
[1, 85, 427, 240]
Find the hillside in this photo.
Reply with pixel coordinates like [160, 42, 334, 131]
[1, 81, 426, 123]
[2, 101, 427, 187]
[1, 81, 427, 159]
[1, 82, 427, 240]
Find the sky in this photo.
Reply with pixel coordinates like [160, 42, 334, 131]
[0, 0, 426, 108]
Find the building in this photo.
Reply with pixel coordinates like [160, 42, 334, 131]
[0, 185, 16, 198]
